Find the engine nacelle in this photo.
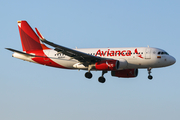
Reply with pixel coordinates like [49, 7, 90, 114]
[118, 59, 128, 70]
[111, 69, 138, 78]
[95, 60, 120, 70]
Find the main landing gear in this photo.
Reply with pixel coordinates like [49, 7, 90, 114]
[85, 72, 92, 79]
[98, 71, 107, 83]
[147, 67, 153, 80]
[85, 65, 93, 79]
[85, 65, 107, 83]
[85, 71, 107, 83]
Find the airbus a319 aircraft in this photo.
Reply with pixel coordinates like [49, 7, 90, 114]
[6, 21, 176, 83]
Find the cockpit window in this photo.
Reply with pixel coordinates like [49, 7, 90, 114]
[158, 51, 169, 55]
[164, 52, 169, 55]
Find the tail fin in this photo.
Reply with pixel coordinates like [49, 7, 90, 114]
[18, 21, 49, 52]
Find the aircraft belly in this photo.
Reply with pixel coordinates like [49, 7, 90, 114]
[50, 58, 77, 69]
[126, 59, 154, 68]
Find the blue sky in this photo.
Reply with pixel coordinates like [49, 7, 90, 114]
[0, 0, 180, 120]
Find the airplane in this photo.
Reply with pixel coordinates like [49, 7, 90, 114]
[6, 20, 176, 83]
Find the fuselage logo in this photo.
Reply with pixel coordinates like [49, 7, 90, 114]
[95, 49, 131, 57]
[95, 49, 143, 58]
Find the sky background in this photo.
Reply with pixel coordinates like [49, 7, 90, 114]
[0, 0, 180, 120]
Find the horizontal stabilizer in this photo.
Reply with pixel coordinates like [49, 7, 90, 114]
[6, 48, 35, 57]
[6, 48, 52, 59]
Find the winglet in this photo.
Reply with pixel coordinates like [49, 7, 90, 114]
[35, 28, 44, 39]
[35, 27, 50, 50]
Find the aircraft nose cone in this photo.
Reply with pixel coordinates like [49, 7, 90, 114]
[169, 56, 176, 65]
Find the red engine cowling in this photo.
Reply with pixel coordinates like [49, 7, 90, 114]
[111, 69, 138, 78]
[95, 60, 120, 70]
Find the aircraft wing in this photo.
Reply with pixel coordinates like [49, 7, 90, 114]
[40, 39, 104, 65]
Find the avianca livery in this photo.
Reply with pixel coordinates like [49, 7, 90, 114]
[6, 21, 176, 83]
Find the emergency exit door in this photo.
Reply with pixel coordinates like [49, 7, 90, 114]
[145, 48, 151, 59]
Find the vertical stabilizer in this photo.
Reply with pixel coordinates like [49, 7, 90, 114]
[18, 21, 48, 52]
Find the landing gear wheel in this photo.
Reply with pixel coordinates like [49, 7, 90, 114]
[98, 77, 106, 83]
[147, 68, 153, 80]
[148, 75, 153, 80]
[85, 72, 92, 79]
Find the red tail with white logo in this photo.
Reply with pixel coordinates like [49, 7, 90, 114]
[17, 21, 49, 52]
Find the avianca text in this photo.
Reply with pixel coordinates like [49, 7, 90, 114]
[95, 49, 132, 57]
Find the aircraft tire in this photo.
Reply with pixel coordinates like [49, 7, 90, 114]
[85, 72, 92, 79]
[148, 75, 153, 80]
[98, 77, 106, 83]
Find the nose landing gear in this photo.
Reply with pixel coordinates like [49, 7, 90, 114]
[147, 68, 153, 80]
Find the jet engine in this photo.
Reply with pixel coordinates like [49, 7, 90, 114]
[95, 60, 120, 70]
[111, 69, 138, 78]
[118, 59, 128, 70]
